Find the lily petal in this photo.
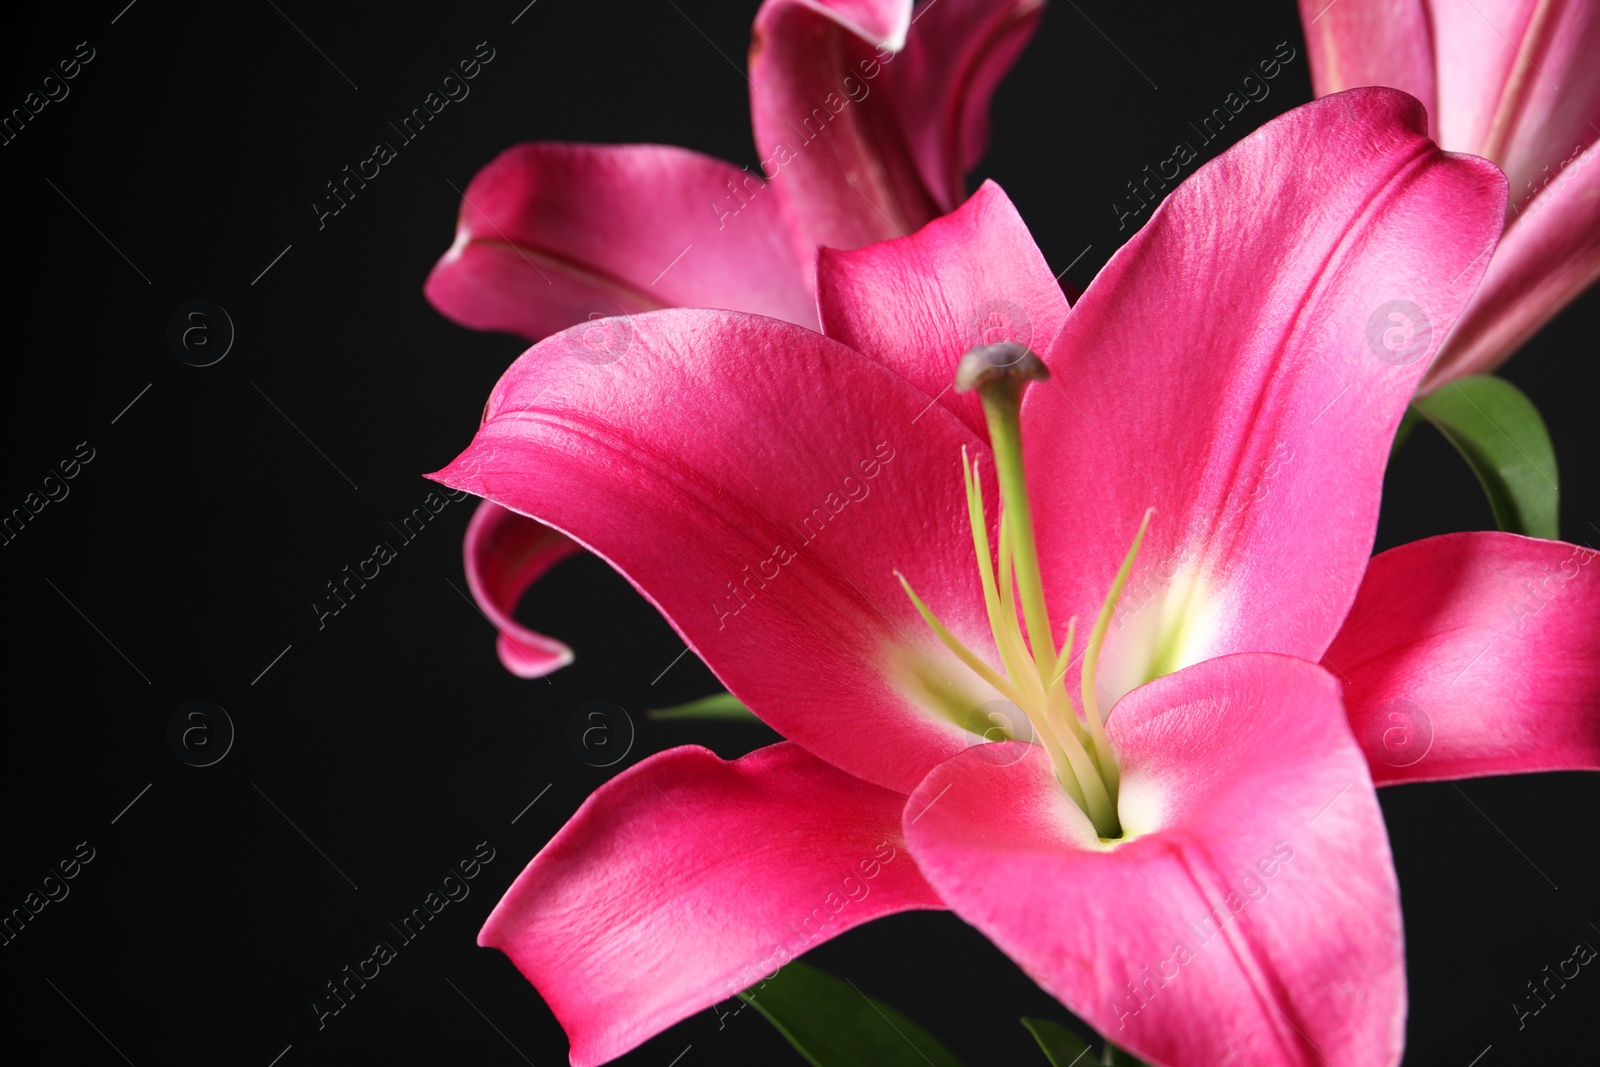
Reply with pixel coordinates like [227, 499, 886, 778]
[1022, 88, 1506, 709]
[890, 0, 1046, 210]
[786, 0, 913, 49]
[1300, 0, 1600, 383]
[481, 742, 942, 1067]
[1421, 0, 1600, 192]
[424, 142, 817, 341]
[905, 654, 1403, 1067]
[1323, 531, 1600, 786]
[1296, 0, 1439, 137]
[1303, 0, 1600, 187]
[432, 308, 1001, 793]
[816, 180, 1070, 438]
[750, 0, 934, 279]
[463, 501, 581, 679]
[1426, 139, 1600, 387]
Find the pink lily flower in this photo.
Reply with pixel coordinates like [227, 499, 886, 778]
[1298, 0, 1600, 390]
[426, 0, 1044, 677]
[433, 92, 1600, 1066]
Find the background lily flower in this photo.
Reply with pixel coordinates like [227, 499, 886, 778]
[425, 0, 1044, 678]
[430, 90, 1600, 1064]
[1298, 0, 1600, 390]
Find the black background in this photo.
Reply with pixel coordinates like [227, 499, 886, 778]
[2, 1, 1597, 1064]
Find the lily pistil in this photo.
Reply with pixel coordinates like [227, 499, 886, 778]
[898, 343, 1151, 839]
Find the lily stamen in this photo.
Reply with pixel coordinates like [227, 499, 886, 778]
[1082, 508, 1153, 796]
[899, 343, 1152, 840]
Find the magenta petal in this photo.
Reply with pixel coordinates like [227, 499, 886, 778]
[793, 0, 913, 47]
[1324, 532, 1600, 786]
[1300, 0, 1600, 189]
[1421, 0, 1600, 193]
[1485, 1, 1600, 197]
[906, 655, 1404, 1067]
[749, 0, 939, 279]
[463, 500, 581, 678]
[432, 308, 997, 794]
[1426, 140, 1600, 386]
[1296, 0, 1438, 136]
[1022, 88, 1506, 708]
[424, 142, 816, 341]
[890, 0, 1046, 209]
[817, 180, 1069, 438]
[1299, 1, 1600, 381]
[480, 742, 941, 1067]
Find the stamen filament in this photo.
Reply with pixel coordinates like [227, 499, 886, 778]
[980, 390, 1057, 688]
[894, 572, 1033, 714]
[1034, 690, 1118, 835]
[999, 523, 1116, 833]
[1047, 648, 1075, 689]
[1081, 508, 1153, 796]
[1059, 733, 1118, 834]
[1044, 616, 1089, 747]
[898, 570, 1100, 819]
[996, 514, 1049, 710]
[964, 450, 1039, 695]
[1046, 614, 1118, 835]
[1032, 717, 1092, 814]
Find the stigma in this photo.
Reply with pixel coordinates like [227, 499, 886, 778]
[897, 344, 1150, 839]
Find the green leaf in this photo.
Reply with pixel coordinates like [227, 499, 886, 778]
[646, 691, 759, 721]
[1021, 1019, 1146, 1067]
[1412, 374, 1559, 539]
[739, 961, 965, 1067]
[1021, 1017, 1091, 1065]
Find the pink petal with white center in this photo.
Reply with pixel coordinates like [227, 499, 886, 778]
[424, 142, 816, 342]
[432, 308, 1001, 794]
[817, 181, 1069, 438]
[905, 654, 1404, 1067]
[1323, 532, 1600, 785]
[462, 500, 582, 678]
[1021, 89, 1506, 710]
[482, 742, 942, 1067]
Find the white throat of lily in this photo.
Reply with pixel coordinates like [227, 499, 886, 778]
[897, 343, 1150, 840]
